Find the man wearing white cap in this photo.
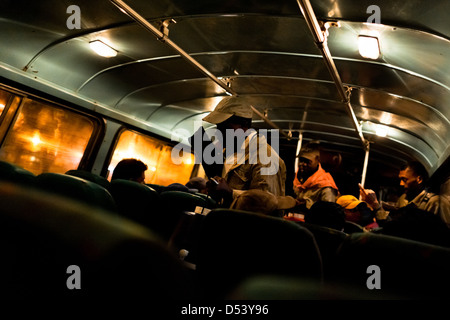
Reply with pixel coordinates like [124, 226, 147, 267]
[202, 96, 286, 206]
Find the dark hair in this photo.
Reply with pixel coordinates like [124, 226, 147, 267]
[296, 141, 321, 159]
[111, 158, 148, 181]
[402, 161, 429, 183]
[185, 177, 207, 191]
[305, 201, 346, 231]
[223, 115, 252, 129]
[304, 141, 321, 150]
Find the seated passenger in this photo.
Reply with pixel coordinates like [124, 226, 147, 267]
[439, 176, 450, 228]
[185, 177, 208, 194]
[293, 141, 339, 213]
[111, 158, 148, 184]
[230, 189, 296, 217]
[378, 204, 450, 247]
[166, 182, 193, 192]
[359, 161, 450, 228]
[336, 195, 378, 230]
[304, 201, 346, 231]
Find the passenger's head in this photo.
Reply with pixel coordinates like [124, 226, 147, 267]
[166, 183, 191, 192]
[203, 96, 253, 151]
[337, 195, 374, 226]
[185, 177, 207, 194]
[398, 161, 428, 195]
[305, 201, 346, 231]
[202, 96, 253, 133]
[111, 158, 148, 184]
[297, 141, 320, 177]
[230, 189, 296, 217]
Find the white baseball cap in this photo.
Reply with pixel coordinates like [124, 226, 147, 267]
[202, 96, 253, 124]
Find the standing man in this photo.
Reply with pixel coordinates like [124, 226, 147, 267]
[201, 96, 286, 207]
[293, 141, 339, 212]
[360, 161, 449, 227]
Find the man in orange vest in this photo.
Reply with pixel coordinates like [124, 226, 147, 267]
[293, 141, 339, 213]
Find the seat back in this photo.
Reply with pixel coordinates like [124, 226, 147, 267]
[109, 179, 163, 234]
[159, 190, 214, 213]
[35, 172, 117, 213]
[300, 222, 348, 280]
[331, 232, 450, 299]
[0, 160, 36, 186]
[158, 190, 216, 241]
[65, 169, 111, 190]
[146, 183, 168, 193]
[192, 192, 217, 209]
[0, 182, 195, 299]
[195, 209, 323, 298]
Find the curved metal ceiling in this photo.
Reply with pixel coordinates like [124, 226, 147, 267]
[0, 0, 449, 176]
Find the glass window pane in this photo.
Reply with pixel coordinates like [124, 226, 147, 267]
[196, 163, 207, 179]
[0, 88, 12, 117]
[155, 145, 195, 186]
[0, 98, 95, 175]
[107, 130, 163, 182]
[108, 130, 195, 185]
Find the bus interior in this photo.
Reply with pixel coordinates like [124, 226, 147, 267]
[0, 0, 449, 301]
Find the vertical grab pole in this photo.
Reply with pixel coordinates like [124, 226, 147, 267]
[360, 144, 370, 190]
[294, 132, 303, 172]
[296, 0, 369, 150]
[295, 109, 308, 172]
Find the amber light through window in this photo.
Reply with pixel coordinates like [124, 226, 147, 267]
[108, 129, 196, 185]
[0, 98, 95, 175]
[0, 89, 11, 117]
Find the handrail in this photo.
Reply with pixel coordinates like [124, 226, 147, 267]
[250, 106, 291, 140]
[110, 0, 236, 96]
[110, 0, 291, 139]
[296, 0, 369, 151]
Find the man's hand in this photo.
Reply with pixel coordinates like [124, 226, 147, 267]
[213, 176, 233, 193]
[359, 183, 381, 211]
[207, 176, 233, 205]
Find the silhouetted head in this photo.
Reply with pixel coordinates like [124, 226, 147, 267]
[111, 158, 148, 184]
[305, 201, 346, 231]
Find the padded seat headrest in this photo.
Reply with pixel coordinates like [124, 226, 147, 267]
[36, 172, 117, 213]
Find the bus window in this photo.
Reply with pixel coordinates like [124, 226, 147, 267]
[0, 88, 12, 117]
[157, 144, 195, 186]
[108, 129, 196, 185]
[195, 161, 207, 180]
[0, 89, 22, 140]
[0, 98, 95, 175]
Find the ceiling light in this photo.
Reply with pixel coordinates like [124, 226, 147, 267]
[89, 40, 118, 58]
[375, 124, 389, 137]
[358, 35, 380, 59]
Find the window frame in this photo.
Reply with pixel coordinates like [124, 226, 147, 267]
[102, 126, 199, 184]
[0, 83, 105, 172]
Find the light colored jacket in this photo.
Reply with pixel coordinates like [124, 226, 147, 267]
[295, 187, 338, 210]
[376, 189, 449, 227]
[222, 130, 286, 198]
